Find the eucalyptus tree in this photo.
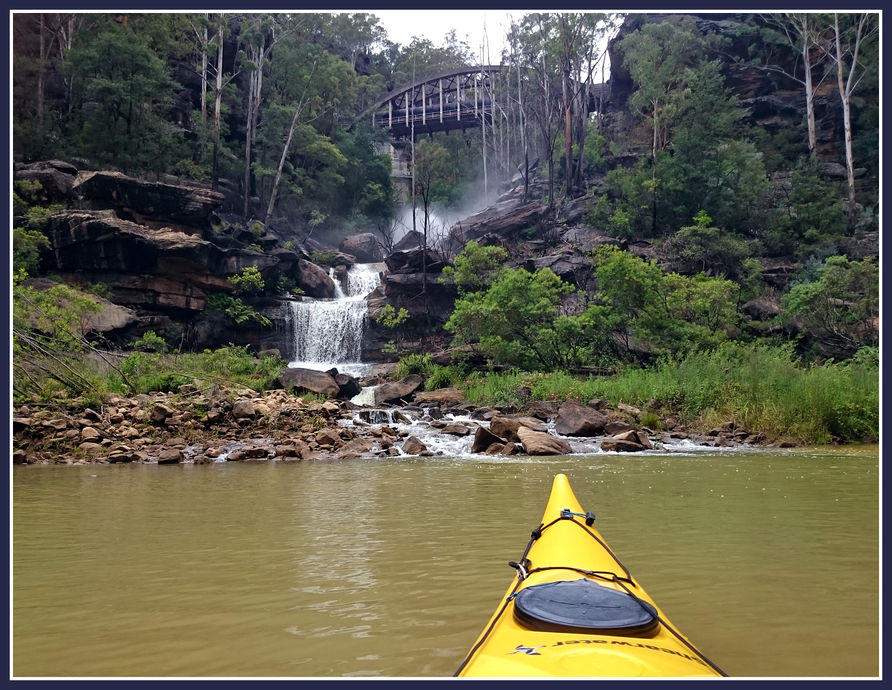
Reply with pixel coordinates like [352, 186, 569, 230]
[828, 12, 879, 229]
[752, 13, 836, 156]
[554, 12, 608, 196]
[617, 15, 707, 164]
[206, 13, 243, 189]
[513, 13, 563, 208]
[238, 13, 305, 218]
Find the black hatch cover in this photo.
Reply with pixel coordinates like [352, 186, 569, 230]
[513, 578, 659, 635]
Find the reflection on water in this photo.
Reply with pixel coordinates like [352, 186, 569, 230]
[11, 447, 879, 678]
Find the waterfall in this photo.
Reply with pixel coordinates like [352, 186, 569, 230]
[286, 263, 383, 377]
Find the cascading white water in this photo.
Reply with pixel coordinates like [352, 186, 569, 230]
[286, 263, 383, 377]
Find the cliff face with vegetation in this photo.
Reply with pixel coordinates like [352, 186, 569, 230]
[13, 11, 879, 378]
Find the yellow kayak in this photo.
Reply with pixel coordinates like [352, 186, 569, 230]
[454, 473, 726, 678]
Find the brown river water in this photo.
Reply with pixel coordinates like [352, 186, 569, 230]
[11, 445, 879, 679]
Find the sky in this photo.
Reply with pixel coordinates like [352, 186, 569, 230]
[367, 10, 519, 61]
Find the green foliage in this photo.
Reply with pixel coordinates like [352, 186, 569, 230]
[765, 157, 848, 257]
[12, 272, 106, 399]
[591, 245, 741, 357]
[781, 255, 879, 359]
[275, 275, 301, 295]
[394, 353, 434, 379]
[445, 267, 581, 370]
[666, 210, 751, 279]
[424, 363, 470, 391]
[375, 304, 410, 328]
[13, 226, 50, 275]
[130, 330, 168, 353]
[440, 241, 508, 295]
[454, 342, 877, 444]
[206, 293, 271, 327]
[13, 273, 102, 354]
[65, 19, 187, 174]
[227, 266, 266, 295]
[309, 251, 338, 267]
[120, 352, 191, 393]
[118, 344, 285, 394]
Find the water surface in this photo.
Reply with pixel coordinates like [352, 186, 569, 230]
[11, 446, 879, 678]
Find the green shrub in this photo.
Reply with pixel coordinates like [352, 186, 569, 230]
[394, 353, 433, 379]
[228, 266, 266, 295]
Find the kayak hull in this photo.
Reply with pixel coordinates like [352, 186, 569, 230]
[454, 473, 724, 678]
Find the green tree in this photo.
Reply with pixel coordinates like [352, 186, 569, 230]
[766, 157, 847, 258]
[618, 16, 706, 163]
[445, 267, 574, 370]
[591, 245, 741, 357]
[781, 255, 878, 358]
[440, 240, 508, 295]
[228, 266, 265, 295]
[666, 211, 751, 279]
[65, 18, 186, 175]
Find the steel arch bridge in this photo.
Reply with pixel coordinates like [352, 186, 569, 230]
[356, 65, 504, 139]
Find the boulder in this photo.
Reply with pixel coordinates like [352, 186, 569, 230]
[600, 430, 651, 452]
[278, 367, 340, 397]
[392, 230, 423, 251]
[232, 400, 257, 419]
[525, 400, 560, 421]
[447, 199, 545, 247]
[157, 448, 184, 464]
[339, 233, 385, 263]
[471, 425, 505, 453]
[401, 436, 428, 455]
[517, 426, 572, 456]
[14, 160, 78, 200]
[554, 401, 608, 436]
[315, 428, 342, 447]
[489, 415, 548, 442]
[296, 259, 337, 298]
[373, 374, 424, 405]
[333, 372, 361, 399]
[384, 247, 447, 274]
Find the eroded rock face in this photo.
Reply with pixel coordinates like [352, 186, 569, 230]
[74, 170, 225, 232]
[446, 199, 545, 247]
[44, 210, 286, 312]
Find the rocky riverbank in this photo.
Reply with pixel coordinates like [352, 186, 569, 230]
[11, 378, 788, 466]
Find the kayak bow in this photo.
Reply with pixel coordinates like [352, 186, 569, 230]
[454, 473, 726, 678]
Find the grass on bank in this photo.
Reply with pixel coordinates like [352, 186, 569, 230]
[13, 344, 287, 410]
[398, 343, 879, 446]
[14, 335, 878, 446]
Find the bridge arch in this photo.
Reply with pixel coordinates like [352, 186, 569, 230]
[356, 64, 504, 138]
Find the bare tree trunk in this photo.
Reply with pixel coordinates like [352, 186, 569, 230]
[833, 13, 874, 230]
[212, 22, 223, 190]
[563, 71, 572, 198]
[801, 15, 817, 154]
[37, 14, 46, 132]
[265, 103, 302, 222]
[516, 53, 528, 202]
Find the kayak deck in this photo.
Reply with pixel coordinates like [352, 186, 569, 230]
[454, 473, 725, 678]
